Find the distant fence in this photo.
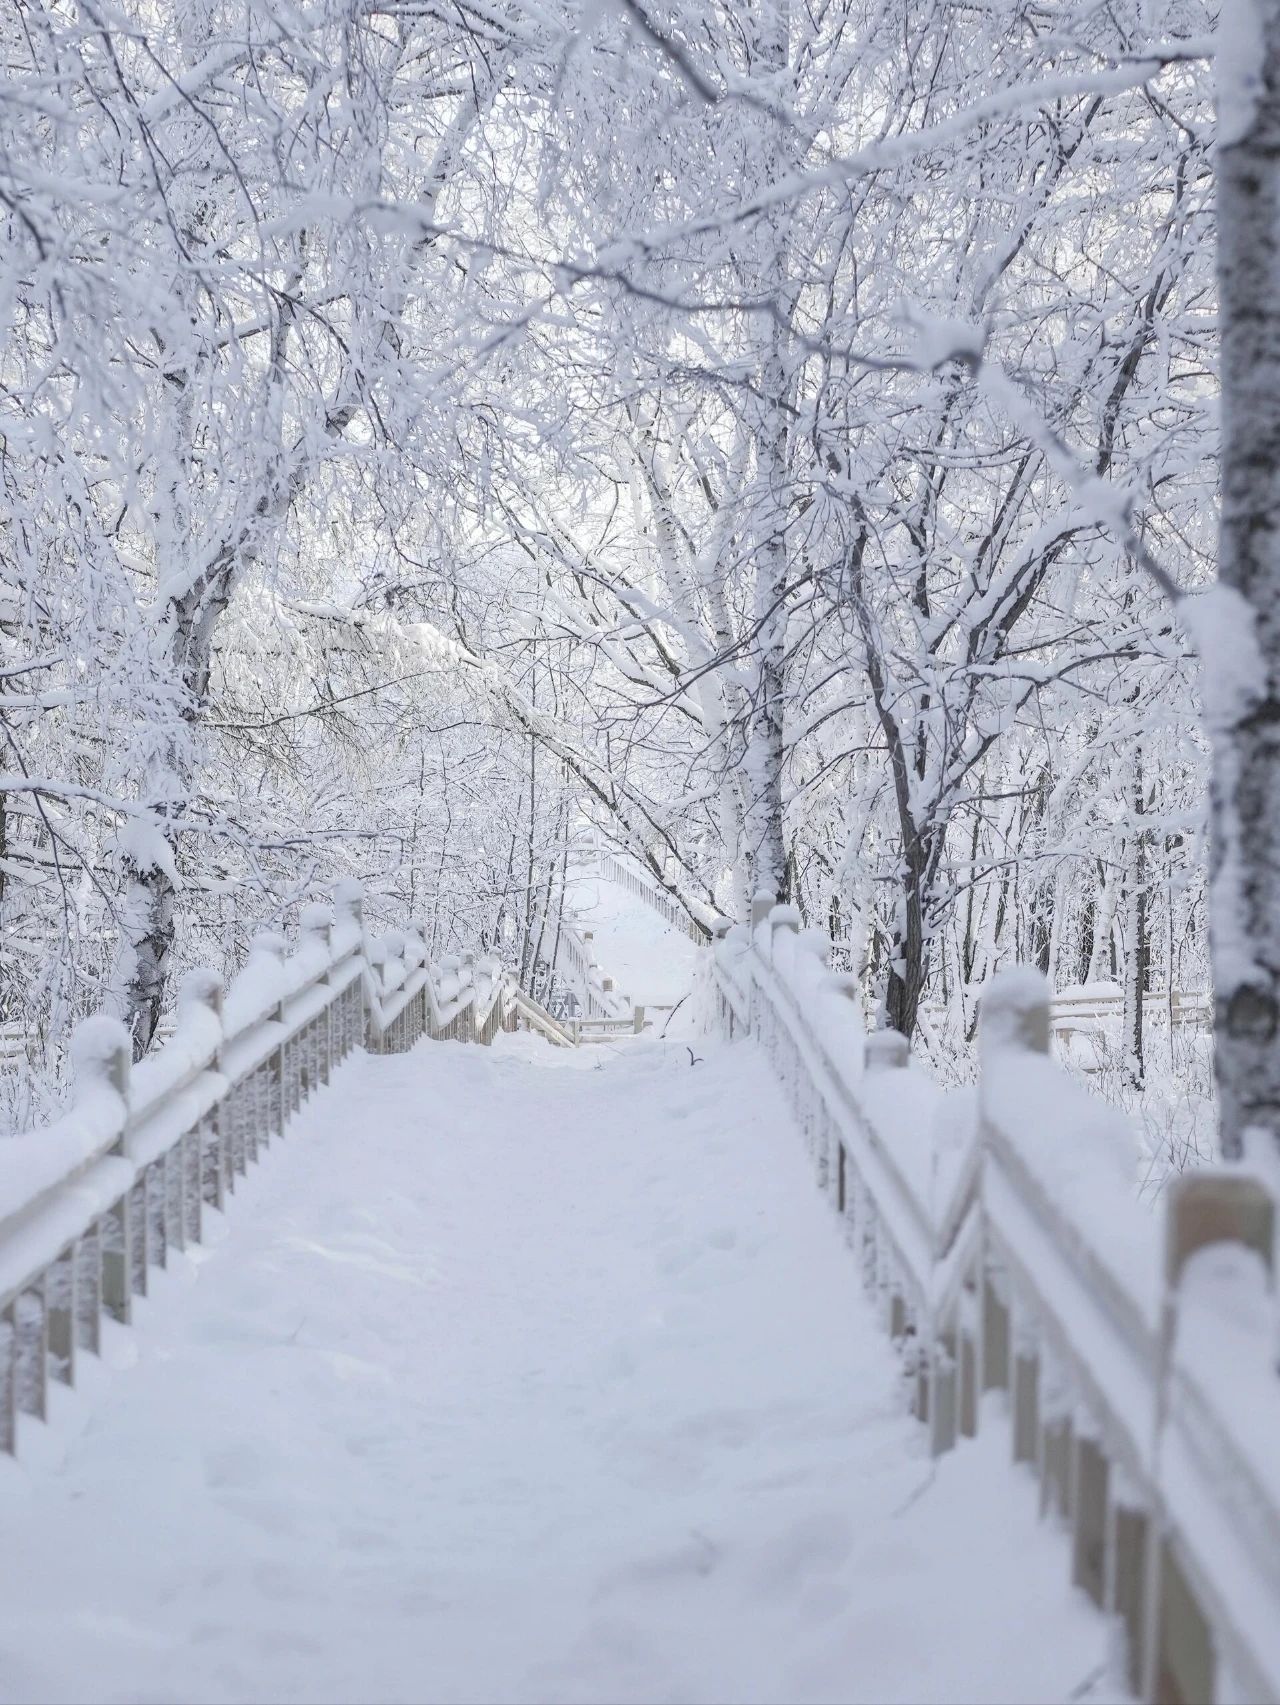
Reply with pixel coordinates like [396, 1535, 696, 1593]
[552, 914, 623, 1018]
[600, 854, 709, 944]
[0, 883, 573, 1456]
[708, 901, 1278, 1705]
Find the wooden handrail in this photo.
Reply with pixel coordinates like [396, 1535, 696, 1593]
[0, 884, 574, 1454]
[708, 912, 1280, 1703]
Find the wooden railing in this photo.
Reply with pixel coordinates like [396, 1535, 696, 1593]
[707, 900, 1280, 1705]
[919, 987, 1212, 1043]
[572, 1011, 648, 1043]
[0, 881, 573, 1455]
[1050, 988, 1211, 1032]
[600, 854, 710, 944]
[552, 914, 622, 1018]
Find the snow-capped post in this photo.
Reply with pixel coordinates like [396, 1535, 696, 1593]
[977, 969, 1052, 1413]
[72, 1014, 132, 1108]
[246, 930, 290, 1117]
[174, 970, 222, 1239]
[177, 968, 223, 1062]
[980, 965, 1051, 1060]
[750, 890, 774, 957]
[332, 879, 364, 944]
[1140, 1162, 1263, 1705]
[769, 903, 800, 980]
[299, 903, 333, 979]
[798, 926, 830, 967]
[1164, 1172, 1275, 1291]
[366, 937, 388, 1051]
[632, 1006, 645, 1034]
[246, 931, 289, 1024]
[865, 1030, 909, 1072]
[461, 952, 477, 1042]
[72, 1017, 133, 1327]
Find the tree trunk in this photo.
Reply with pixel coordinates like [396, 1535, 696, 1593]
[117, 845, 176, 1058]
[1213, 6, 1280, 1158]
[743, 0, 792, 904]
[884, 832, 931, 1037]
[1122, 744, 1148, 1089]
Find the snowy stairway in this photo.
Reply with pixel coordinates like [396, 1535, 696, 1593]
[0, 1035, 1110, 1705]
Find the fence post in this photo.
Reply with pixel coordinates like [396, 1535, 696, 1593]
[750, 890, 774, 956]
[300, 902, 334, 979]
[247, 931, 288, 1021]
[1072, 1423, 1109, 1607]
[247, 930, 290, 1137]
[333, 881, 366, 1043]
[865, 1030, 909, 1072]
[333, 879, 364, 942]
[461, 952, 477, 1042]
[1108, 1471, 1150, 1698]
[1140, 1171, 1276, 1704]
[1011, 1303, 1039, 1466]
[633, 1005, 645, 1034]
[974, 969, 1052, 1434]
[769, 902, 801, 956]
[177, 970, 222, 1241]
[51, 1027, 129, 1385]
[72, 1017, 132, 1327]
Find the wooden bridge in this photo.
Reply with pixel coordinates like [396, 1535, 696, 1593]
[0, 872, 1275, 1703]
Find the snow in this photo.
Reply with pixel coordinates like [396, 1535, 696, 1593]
[1182, 583, 1266, 736]
[903, 304, 987, 371]
[1216, 0, 1267, 148]
[567, 867, 700, 1016]
[0, 1033, 1114, 1705]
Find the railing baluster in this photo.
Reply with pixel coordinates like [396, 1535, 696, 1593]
[128, 1177, 149, 1295]
[203, 1108, 225, 1213]
[1109, 1488, 1149, 1696]
[103, 1193, 133, 1323]
[147, 1160, 167, 1271]
[184, 1124, 204, 1243]
[166, 1143, 184, 1254]
[0, 1304, 15, 1452]
[1071, 1429, 1109, 1607]
[76, 1224, 102, 1354]
[14, 1283, 47, 1421]
[47, 1246, 76, 1386]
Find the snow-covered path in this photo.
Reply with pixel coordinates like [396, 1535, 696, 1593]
[0, 1035, 1111, 1704]
[567, 868, 699, 1014]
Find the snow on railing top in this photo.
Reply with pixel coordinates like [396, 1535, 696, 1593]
[0, 883, 574, 1453]
[707, 902, 1280, 1705]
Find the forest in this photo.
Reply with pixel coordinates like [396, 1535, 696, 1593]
[0, 0, 1266, 1168]
[10, 6, 1280, 1703]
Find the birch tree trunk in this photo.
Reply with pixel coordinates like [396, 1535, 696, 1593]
[742, 0, 793, 904]
[1122, 743, 1148, 1090]
[1213, 0, 1280, 1158]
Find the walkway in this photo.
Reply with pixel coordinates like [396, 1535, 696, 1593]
[0, 1034, 1112, 1703]
[567, 865, 699, 1015]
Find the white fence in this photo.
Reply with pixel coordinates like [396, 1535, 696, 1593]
[600, 854, 709, 944]
[708, 900, 1279, 1705]
[552, 914, 623, 1018]
[0, 881, 574, 1456]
